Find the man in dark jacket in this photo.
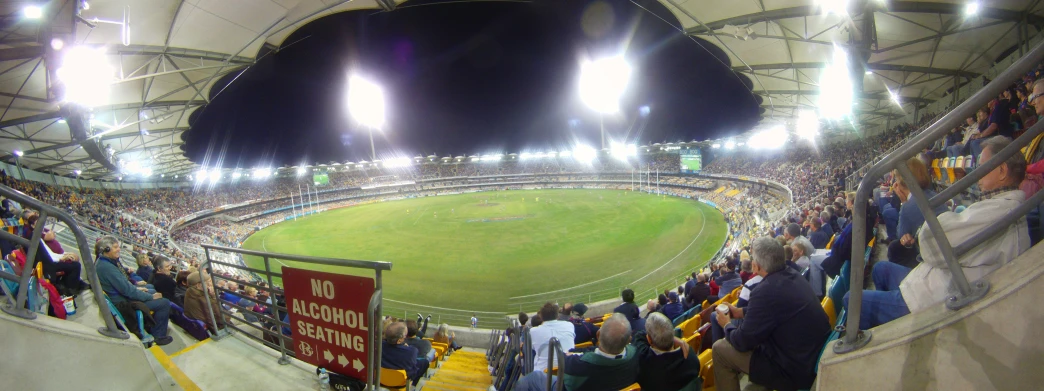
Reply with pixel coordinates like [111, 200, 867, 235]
[713, 237, 831, 391]
[808, 218, 831, 249]
[569, 303, 600, 345]
[405, 319, 434, 362]
[95, 235, 173, 345]
[686, 274, 711, 308]
[381, 321, 426, 386]
[634, 312, 702, 390]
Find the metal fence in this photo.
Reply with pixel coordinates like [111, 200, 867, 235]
[839, 38, 1044, 353]
[198, 244, 391, 389]
[0, 184, 125, 339]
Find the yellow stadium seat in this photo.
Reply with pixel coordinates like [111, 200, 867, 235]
[825, 234, 835, 250]
[821, 297, 836, 327]
[380, 368, 409, 390]
[954, 155, 966, 178]
[683, 331, 703, 354]
[931, 159, 941, 182]
[620, 383, 641, 391]
[679, 314, 702, 338]
[699, 349, 714, 389]
[574, 341, 593, 349]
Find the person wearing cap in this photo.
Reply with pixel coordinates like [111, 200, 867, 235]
[568, 303, 600, 346]
[661, 291, 685, 322]
[184, 271, 230, 334]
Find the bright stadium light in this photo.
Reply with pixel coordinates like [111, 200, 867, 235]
[815, 0, 849, 15]
[195, 169, 207, 182]
[384, 157, 412, 168]
[347, 74, 386, 160]
[232, 172, 242, 179]
[57, 46, 114, 108]
[965, 2, 980, 16]
[711, 143, 721, 149]
[724, 140, 735, 150]
[558, 150, 572, 158]
[252, 167, 270, 179]
[520, 152, 533, 160]
[208, 169, 221, 182]
[13, 149, 23, 157]
[573, 144, 597, 163]
[796, 110, 820, 142]
[296, 166, 307, 176]
[748, 126, 788, 150]
[819, 45, 854, 120]
[610, 141, 637, 161]
[74, 169, 82, 176]
[579, 56, 632, 149]
[24, 5, 42, 19]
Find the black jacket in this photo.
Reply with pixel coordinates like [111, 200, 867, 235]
[613, 302, 640, 321]
[687, 282, 710, 307]
[381, 341, 424, 381]
[723, 268, 831, 391]
[152, 273, 177, 302]
[632, 330, 702, 391]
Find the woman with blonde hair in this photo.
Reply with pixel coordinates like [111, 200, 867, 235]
[433, 323, 461, 351]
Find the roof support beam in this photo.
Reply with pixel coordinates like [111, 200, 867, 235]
[732, 62, 979, 78]
[113, 45, 253, 65]
[684, 2, 1044, 34]
[754, 89, 934, 103]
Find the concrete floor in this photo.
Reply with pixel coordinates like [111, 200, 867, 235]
[171, 333, 317, 390]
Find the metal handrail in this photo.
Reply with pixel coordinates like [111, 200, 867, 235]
[838, 37, 1044, 354]
[522, 325, 534, 374]
[199, 243, 390, 390]
[545, 337, 567, 391]
[0, 184, 126, 339]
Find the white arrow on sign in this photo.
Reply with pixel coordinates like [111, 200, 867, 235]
[323, 350, 334, 362]
[353, 359, 365, 372]
[338, 354, 349, 367]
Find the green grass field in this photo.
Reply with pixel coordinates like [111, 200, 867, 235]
[242, 189, 726, 324]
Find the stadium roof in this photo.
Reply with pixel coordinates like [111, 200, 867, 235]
[0, 0, 402, 181]
[656, 0, 1044, 126]
[0, 0, 1041, 181]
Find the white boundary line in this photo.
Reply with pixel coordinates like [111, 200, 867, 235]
[261, 236, 290, 268]
[383, 298, 506, 314]
[628, 205, 707, 285]
[508, 269, 633, 300]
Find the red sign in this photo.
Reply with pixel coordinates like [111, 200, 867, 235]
[283, 267, 375, 380]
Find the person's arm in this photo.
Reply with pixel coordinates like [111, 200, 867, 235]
[98, 262, 154, 302]
[978, 123, 998, 138]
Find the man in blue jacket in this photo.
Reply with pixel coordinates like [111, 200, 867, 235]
[713, 237, 831, 391]
[95, 235, 173, 345]
[381, 321, 426, 386]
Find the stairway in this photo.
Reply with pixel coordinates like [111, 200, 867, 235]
[422, 350, 493, 391]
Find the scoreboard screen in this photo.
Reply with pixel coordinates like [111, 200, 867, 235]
[680, 149, 702, 173]
[313, 172, 329, 186]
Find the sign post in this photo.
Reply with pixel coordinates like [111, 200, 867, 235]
[283, 267, 375, 381]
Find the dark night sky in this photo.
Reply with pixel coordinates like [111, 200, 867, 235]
[181, 0, 763, 168]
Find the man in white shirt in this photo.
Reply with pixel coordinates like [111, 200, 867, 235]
[528, 302, 576, 373]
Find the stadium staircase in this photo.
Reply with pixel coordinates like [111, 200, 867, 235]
[420, 350, 494, 391]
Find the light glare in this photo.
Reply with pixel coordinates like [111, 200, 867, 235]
[965, 2, 979, 15]
[819, 45, 854, 120]
[573, 144, 597, 163]
[24, 5, 42, 19]
[796, 110, 820, 141]
[579, 57, 632, 114]
[347, 75, 386, 129]
[748, 126, 788, 150]
[57, 46, 114, 107]
[609, 141, 637, 161]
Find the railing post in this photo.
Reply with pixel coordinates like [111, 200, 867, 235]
[263, 256, 290, 365]
[200, 247, 230, 340]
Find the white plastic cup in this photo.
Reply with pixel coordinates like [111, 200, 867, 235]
[717, 304, 729, 317]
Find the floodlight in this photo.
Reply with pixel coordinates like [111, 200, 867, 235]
[965, 2, 979, 16]
[865, 70, 872, 75]
[819, 45, 854, 120]
[579, 56, 631, 114]
[142, 168, 152, 177]
[558, 150, 572, 158]
[520, 152, 533, 160]
[796, 110, 820, 141]
[724, 141, 735, 150]
[610, 141, 637, 161]
[573, 144, 597, 163]
[347, 75, 386, 129]
[232, 172, 242, 179]
[711, 143, 721, 149]
[57, 46, 114, 107]
[639, 105, 651, 117]
[296, 167, 307, 175]
[252, 168, 270, 178]
[24, 5, 42, 19]
[888, 89, 902, 105]
[748, 126, 788, 150]
[13, 150, 23, 157]
[815, 0, 849, 15]
[384, 157, 412, 168]
[51, 38, 64, 51]
[74, 170, 82, 176]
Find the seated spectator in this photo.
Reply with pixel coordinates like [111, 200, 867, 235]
[173, 270, 190, 308]
[569, 303, 599, 345]
[150, 255, 177, 302]
[516, 314, 638, 391]
[95, 235, 173, 346]
[662, 291, 685, 321]
[518, 311, 530, 328]
[135, 253, 154, 283]
[220, 281, 239, 303]
[808, 218, 831, 249]
[237, 286, 261, 322]
[413, 313, 431, 338]
[845, 136, 1030, 329]
[381, 321, 426, 386]
[821, 201, 879, 278]
[184, 271, 231, 333]
[633, 312, 701, 390]
[790, 236, 815, 270]
[738, 259, 754, 283]
[433, 323, 461, 351]
[885, 157, 949, 269]
[559, 303, 573, 321]
[713, 237, 831, 391]
[7, 240, 87, 297]
[783, 223, 803, 245]
[530, 302, 576, 373]
[613, 288, 640, 321]
[405, 319, 435, 362]
[686, 273, 710, 308]
[713, 262, 742, 299]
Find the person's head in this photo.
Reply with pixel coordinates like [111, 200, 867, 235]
[187, 271, 207, 288]
[646, 299, 658, 312]
[405, 319, 420, 338]
[811, 218, 822, 232]
[977, 106, 990, 121]
[95, 235, 121, 259]
[820, 210, 831, 222]
[785, 223, 801, 240]
[530, 314, 543, 327]
[1032, 78, 1044, 117]
[384, 322, 407, 345]
[690, 271, 697, 280]
[891, 157, 931, 202]
[518, 312, 529, 326]
[561, 303, 573, 316]
[644, 312, 675, 351]
[245, 286, 257, 297]
[621, 288, 635, 303]
[741, 259, 752, 273]
[978, 136, 1028, 192]
[657, 294, 668, 306]
[538, 302, 559, 323]
[697, 273, 707, 283]
[137, 253, 152, 268]
[751, 237, 786, 276]
[227, 281, 239, 292]
[435, 323, 451, 338]
[571, 303, 588, 318]
[668, 291, 679, 303]
[966, 116, 976, 126]
[832, 202, 845, 216]
[596, 314, 632, 355]
[175, 270, 190, 287]
[153, 256, 172, 275]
